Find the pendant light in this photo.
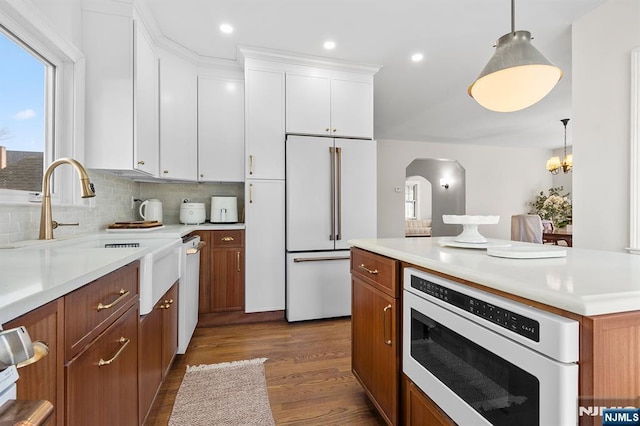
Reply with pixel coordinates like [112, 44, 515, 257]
[468, 0, 563, 112]
[546, 118, 572, 174]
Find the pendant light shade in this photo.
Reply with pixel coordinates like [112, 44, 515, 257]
[468, 1, 563, 112]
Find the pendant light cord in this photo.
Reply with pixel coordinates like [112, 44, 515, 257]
[511, 0, 515, 34]
[561, 118, 570, 159]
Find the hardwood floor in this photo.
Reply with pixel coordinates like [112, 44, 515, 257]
[145, 318, 385, 425]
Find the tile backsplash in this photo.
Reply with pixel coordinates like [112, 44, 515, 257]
[1, 171, 245, 244]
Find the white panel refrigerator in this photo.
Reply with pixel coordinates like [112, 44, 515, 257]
[285, 135, 376, 321]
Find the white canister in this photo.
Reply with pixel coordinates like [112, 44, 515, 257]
[180, 203, 206, 224]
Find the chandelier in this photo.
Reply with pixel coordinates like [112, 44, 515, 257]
[546, 118, 572, 174]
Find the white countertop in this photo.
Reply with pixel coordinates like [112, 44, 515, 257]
[0, 223, 245, 325]
[349, 237, 640, 316]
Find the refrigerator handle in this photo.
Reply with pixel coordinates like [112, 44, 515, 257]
[329, 146, 336, 241]
[336, 146, 342, 240]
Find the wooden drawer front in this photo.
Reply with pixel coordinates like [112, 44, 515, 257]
[211, 229, 244, 248]
[65, 262, 139, 360]
[351, 248, 399, 298]
[65, 304, 139, 426]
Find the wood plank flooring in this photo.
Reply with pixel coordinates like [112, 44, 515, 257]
[145, 318, 385, 425]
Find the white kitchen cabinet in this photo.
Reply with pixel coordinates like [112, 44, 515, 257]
[245, 68, 285, 180]
[83, 10, 159, 176]
[198, 76, 244, 182]
[285, 73, 373, 139]
[244, 179, 285, 312]
[158, 49, 198, 181]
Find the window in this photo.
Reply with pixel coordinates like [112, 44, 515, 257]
[0, 27, 50, 193]
[0, 3, 83, 205]
[405, 183, 418, 219]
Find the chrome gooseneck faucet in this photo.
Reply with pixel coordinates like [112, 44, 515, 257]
[39, 158, 96, 240]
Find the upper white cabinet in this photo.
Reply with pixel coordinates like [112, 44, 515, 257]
[197, 76, 244, 182]
[158, 49, 198, 181]
[245, 68, 285, 180]
[83, 8, 159, 176]
[286, 73, 374, 139]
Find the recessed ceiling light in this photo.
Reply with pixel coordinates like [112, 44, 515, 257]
[411, 53, 424, 62]
[323, 41, 336, 50]
[220, 24, 234, 34]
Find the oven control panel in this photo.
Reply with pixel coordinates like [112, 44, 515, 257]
[411, 275, 540, 342]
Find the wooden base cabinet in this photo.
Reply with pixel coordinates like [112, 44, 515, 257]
[4, 299, 64, 426]
[194, 230, 245, 313]
[139, 282, 178, 424]
[403, 375, 454, 426]
[66, 304, 139, 426]
[350, 248, 400, 425]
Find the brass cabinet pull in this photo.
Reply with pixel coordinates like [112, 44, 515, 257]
[163, 170, 169, 174]
[249, 155, 254, 175]
[333, 128, 337, 133]
[358, 264, 379, 275]
[237, 251, 241, 272]
[16, 341, 49, 369]
[249, 183, 254, 204]
[98, 337, 130, 367]
[325, 128, 330, 132]
[383, 304, 392, 346]
[336, 146, 342, 240]
[221, 236, 235, 242]
[137, 160, 145, 165]
[97, 289, 129, 311]
[329, 146, 336, 241]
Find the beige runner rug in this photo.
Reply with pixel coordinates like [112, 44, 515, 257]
[169, 358, 275, 426]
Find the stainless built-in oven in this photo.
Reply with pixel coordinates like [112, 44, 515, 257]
[403, 268, 579, 426]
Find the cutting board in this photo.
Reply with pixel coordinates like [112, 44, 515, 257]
[107, 221, 163, 229]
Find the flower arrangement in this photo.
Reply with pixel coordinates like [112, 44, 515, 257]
[528, 186, 572, 228]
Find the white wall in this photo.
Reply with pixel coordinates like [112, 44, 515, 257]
[573, 0, 640, 251]
[378, 139, 552, 239]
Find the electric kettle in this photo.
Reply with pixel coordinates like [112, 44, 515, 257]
[139, 199, 163, 223]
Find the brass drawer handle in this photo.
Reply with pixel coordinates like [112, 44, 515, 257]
[137, 160, 145, 165]
[249, 155, 254, 175]
[383, 304, 392, 346]
[237, 251, 241, 272]
[359, 264, 379, 275]
[221, 236, 235, 242]
[97, 289, 129, 311]
[98, 337, 130, 367]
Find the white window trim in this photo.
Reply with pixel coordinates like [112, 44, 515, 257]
[0, 0, 86, 206]
[405, 182, 419, 220]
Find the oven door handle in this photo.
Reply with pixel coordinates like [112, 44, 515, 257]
[383, 304, 392, 346]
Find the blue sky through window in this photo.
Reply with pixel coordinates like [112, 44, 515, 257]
[0, 30, 45, 153]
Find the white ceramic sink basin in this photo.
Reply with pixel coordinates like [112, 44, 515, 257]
[7, 234, 181, 315]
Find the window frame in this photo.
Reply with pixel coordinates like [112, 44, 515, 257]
[405, 182, 418, 220]
[0, 1, 85, 206]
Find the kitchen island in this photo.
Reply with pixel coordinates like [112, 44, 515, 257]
[349, 237, 640, 426]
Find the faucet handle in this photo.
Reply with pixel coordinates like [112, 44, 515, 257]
[52, 221, 80, 229]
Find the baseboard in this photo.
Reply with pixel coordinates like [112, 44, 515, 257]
[197, 310, 285, 327]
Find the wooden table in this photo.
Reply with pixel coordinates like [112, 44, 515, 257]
[543, 229, 573, 247]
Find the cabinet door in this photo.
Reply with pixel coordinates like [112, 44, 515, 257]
[134, 21, 159, 176]
[245, 179, 285, 312]
[212, 247, 245, 312]
[352, 277, 399, 425]
[83, 11, 135, 170]
[161, 283, 178, 378]
[285, 73, 331, 136]
[245, 69, 285, 179]
[405, 376, 455, 426]
[66, 305, 138, 426]
[4, 299, 64, 426]
[331, 78, 373, 139]
[138, 305, 163, 425]
[159, 49, 198, 181]
[198, 76, 244, 182]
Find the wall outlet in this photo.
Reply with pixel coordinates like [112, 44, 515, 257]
[394, 187, 402, 193]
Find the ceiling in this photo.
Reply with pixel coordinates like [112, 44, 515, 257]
[140, 0, 607, 149]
